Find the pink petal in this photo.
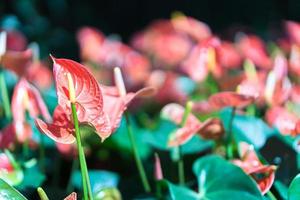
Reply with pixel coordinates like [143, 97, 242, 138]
[64, 192, 77, 200]
[208, 92, 255, 109]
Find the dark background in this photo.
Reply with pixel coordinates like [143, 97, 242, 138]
[1, 0, 299, 59]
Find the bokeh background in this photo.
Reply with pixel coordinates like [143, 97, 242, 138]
[1, 0, 300, 59]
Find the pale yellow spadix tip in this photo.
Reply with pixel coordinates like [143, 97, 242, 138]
[23, 90, 30, 109]
[67, 73, 76, 103]
[114, 67, 127, 97]
[186, 101, 194, 110]
[0, 31, 7, 57]
[207, 47, 216, 71]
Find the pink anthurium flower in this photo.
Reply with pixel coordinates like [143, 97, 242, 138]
[265, 106, 300, 136]
[36, 57, 112, 143]
[232, 142, 276, 195]
[26, 61, 53, 89]
[237, 34, 272, 69]
[171, 12, 211, 42]
[0, 152, 23, 186]
[289, 45, 300, 77]
[161, 103, 224, 147]
[64, 192, 77, 200]
[285, 21, 300, 45]
[208, 91, 256, 110]
[0, 124, 16, 149]
[216, 41, 242, 69]
[11, 78, 51, 143]
[181, 37, 223, 82]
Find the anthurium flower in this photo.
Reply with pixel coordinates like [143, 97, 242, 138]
[289, 45, 300, 77]
[77, 27, 150, 88]
[171, 12, 211, 42]
[4, 29, 28, 51]
[181, 37, 223, 82]
[216, 41, 242, 69]
[131, 20, 192, 67]
[146, 70, 188, 104]
[290, 85, 300, 104]
[208, 91, 256, 110]
[265, 106, 300, 136]
[0, 124, 15, 148]
[285, 21, 300, 45]
[161, 103, 224, 147]
[64, 192, 77, 200]
[237, 34, 272, 69]
[26, 61, 53, 89]
[232, 142, 276, 195]
[11, 78, 51, 143]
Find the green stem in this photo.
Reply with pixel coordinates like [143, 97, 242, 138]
[71, 102, 92, 200]
[226, 107, 236, 159]
[0, 72, 11, 120]
[81, 148, 93, 199]
[37, 187, 49, 200]
[177, 101, 193, 186]
[125, 113, 151, 193]
[267, 191, 277, 200]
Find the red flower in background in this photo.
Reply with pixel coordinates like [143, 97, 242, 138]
[11, 78, 51, 143]
[237, 34, 272, 69]
[285, 21, 300, 45]
[146, 70, 187, 104]
[171, 13, 211, 42]
[161, 103, 224, 147]
[131, 20, 192, 67]
[181, 37, 223, 82]
[77, 27, 150, 88]
[26, 61, 53, 89]
[208, 91, 255, 110]
[216, 41, 242, 69]
[232, 142, 276, 195]
[265, 106, 300, 136]
[289, 45, 300, 77]
[0, 124, 16, 149]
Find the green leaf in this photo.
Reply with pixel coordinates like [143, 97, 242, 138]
[165, 155, 263, 200]
[71, 170, 119, 194]
[17, 160, 45, 189]
[0, 178, 27, 200]
[288, 174, 300, 200]
[274, 181, 288, 200]
[220, 108, 275, 148]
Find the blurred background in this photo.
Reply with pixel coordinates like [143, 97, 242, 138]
[1, 0, 300, 60]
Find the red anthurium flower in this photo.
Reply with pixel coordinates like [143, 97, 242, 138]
[289, 45, 300, 77]
[285, 21, 300, 45]
[64, 192, 77, 200]
[131, 20, 192, 67]
[0, 124, 16, 149]
[171, 13, 211, 42]
[36, 57, 112, 143]
[290, 85, 300, 104]
[161, 103, 223, 146]
[1, 49, 32, 76]
[0, 152, 23, 186]
[265, 106, 300, 136]
[181, 37, 223, 82]
[4, 29, 28, 51]
[237, 34, 272, 69]
[0, 153, 14, 172]
[216, 41, 242, 69]
[161, 103, 202, 147]
[232, 142, 276, 195]
[208, 91, 256, 110]
[11, 78, 51, 143]
[26, 61, 53, 89]
[146, 70, 187, 104]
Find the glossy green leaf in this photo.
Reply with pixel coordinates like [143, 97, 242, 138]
[0, 178, 27, 200]
[192, 155, 263, 200]
[274, 181, 288, 200]
[288, 174, 300, 200]
[220, 108, 275, 148]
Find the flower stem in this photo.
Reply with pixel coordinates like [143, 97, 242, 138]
[226, 107, 236, 159]
[37, 187, 49, 200]
[71, 102, 93, 200]
[0, 72, 11, 120]
[267, 191, 277, 200]
[125, 112, 151, 193]
[177, 101, 193, 186]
